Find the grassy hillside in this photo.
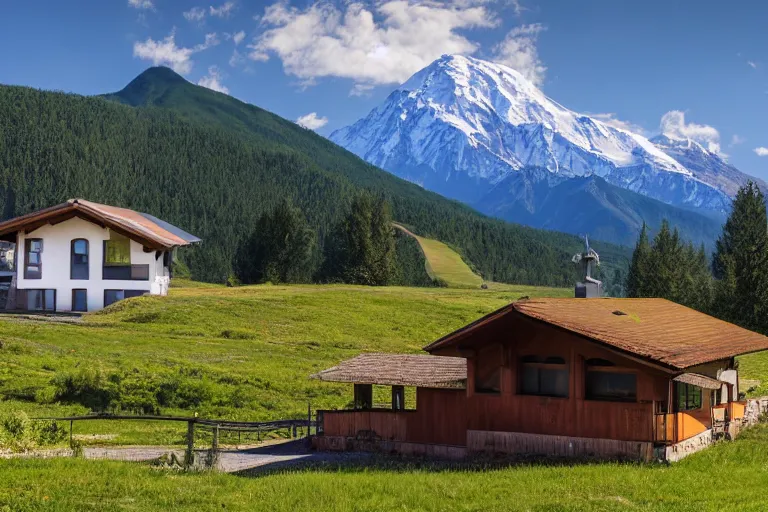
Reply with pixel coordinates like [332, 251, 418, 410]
[394, 224, 483, 287]
[3, 424, 768, 510]
[0, 282, 570, 445]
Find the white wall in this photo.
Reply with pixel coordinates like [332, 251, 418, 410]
[15, 217, 168, 312]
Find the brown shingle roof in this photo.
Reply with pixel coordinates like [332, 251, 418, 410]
[311, 353, 467, 389]
[425, 298, 768, 370]
[0, 199, 200, 249]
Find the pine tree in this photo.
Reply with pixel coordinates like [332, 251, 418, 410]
[712, 182, 768, 332]
[626, 223, 652, 297]
[235, 200, 317, 284]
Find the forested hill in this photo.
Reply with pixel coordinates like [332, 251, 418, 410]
[0, 68, 629, 285]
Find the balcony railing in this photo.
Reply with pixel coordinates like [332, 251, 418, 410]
[103, 264, 150, 281]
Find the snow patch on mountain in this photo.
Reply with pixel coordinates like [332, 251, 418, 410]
[331, 54, 737, 212]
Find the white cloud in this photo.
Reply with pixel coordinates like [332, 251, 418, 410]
[589, 113, 646, 135]
[755, 147, 768, 157]
[198, 66, 230, 94]
[510, 0, 526, 16]
[133, 30, 220, 75]
[210, 1, 235, 18]
[296, 112, 329, 130]
[129, 0, 154, 9]
[731, 134, 745, 146]
[249, 0, 497, 91]
[492, 23, 546, 86]
[229, 49, 244, 67]
[184, 7, 206, 22]
[232, 30, 246, 45]
[748, 61, 758, 69]
[659, 110, 722, 155]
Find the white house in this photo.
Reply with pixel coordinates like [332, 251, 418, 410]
[0, 199, 200, 312]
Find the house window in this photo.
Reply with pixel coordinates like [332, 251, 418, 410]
[675, 383, 702, 411]
[24, 239, 43, 279]
[104, 232, 131, 266]
[519, 355, 569, 398]
[71, 239, 89, 280]
[72, 289, 87, 312]
[585, 358, 637, 402]
[25, 289, 55, 311]
[475, 345, 503, 394]
[104, 289, 145, 307]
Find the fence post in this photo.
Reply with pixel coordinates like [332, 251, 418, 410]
[185, 420, 195, 468]
[69, 420, 73, 449]
[207, 424, 220, 469]
[307, 402, 311, 438]
[292, 424, 297, 438]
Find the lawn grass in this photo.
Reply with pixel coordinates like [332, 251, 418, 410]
[0, 282, 570, 446]
[3, 423, 768, 511]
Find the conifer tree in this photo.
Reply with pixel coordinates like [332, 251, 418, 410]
[712, 182, 768, 332]
[626, 223, 652, 297]
[235, 200, 317, 284]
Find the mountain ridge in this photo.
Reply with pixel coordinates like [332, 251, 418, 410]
[329, 54, 761, 247]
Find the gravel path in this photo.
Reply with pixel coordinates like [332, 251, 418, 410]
[3, 440, 370, 473]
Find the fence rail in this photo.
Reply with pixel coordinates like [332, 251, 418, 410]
[32, 410, 316, 469]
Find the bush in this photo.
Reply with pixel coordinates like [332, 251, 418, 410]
[0, 411, 67, 452]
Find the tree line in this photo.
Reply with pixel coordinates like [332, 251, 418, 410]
[626, 182, 768, 333]
[235, 194, 423, 286]
[0, 82, 629, 287]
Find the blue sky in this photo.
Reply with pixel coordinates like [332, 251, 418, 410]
[1, 0, 767, 178]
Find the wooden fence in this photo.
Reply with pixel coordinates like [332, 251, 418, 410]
[33, 410, 316, 468]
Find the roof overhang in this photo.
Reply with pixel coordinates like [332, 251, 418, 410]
[0, 199, 200, 250]
[311, 353, 467, 390]
[673, 373, 724, 390]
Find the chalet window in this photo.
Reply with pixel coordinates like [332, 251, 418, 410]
[24, 239, 43, 279]
[104, 232, 131, 266]
[25, 289, 55, 311]
[585, 358, 637, 402]
[72, 289, 87, 312]
[675, 382, 702, 411]
[519, 355, 569, 398]
[104, 289, 145, 307]
[475, 345, 503, 394]
[71, 239, 89, 280]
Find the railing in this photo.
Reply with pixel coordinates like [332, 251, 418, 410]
[33, 412, 317, 468]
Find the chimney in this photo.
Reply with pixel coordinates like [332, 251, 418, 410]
[573, 235, 602, 298]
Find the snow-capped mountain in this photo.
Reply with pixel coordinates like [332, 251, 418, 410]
[331, 54, 748, 221]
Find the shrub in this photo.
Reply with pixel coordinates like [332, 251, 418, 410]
[0, 411, 67, 452]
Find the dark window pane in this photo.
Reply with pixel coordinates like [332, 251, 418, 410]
[131, 265, 149, 280]
[26, 290, 54, 311]
[44, 290, 55, 310]
[72, 290, 87, 312]
[540, 368, 569, 397]
[28, 253, 40, 265]
[29, 240, 42, 252]
[104, 290, 125, 307]
[124, 290, 145, 298]
[520, 366, 539, 394]
[586, 371, 637, 402]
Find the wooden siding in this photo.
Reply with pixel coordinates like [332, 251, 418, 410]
[451, 314, 668, 442]
[321, 387, 467, 446]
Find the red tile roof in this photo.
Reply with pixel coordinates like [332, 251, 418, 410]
[425, 298, 768, 370]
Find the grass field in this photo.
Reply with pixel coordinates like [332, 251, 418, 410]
[0, 281, 571, 446]
[3, 423, 768, 511]
[394, 224, 484, 288]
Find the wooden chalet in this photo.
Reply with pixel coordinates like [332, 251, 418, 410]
[312, 248, 768, 461]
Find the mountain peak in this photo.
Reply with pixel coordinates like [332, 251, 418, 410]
[105, 67, 190, 107]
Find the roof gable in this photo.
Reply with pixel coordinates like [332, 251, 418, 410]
[0, 199, 200, 250]
[425, 298, 768, 370]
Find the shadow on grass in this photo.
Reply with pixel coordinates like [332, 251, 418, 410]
[232, 439, 666, 478]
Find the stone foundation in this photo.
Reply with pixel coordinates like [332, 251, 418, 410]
[312, 436, 467, 459]
[663, 429, 713, 462]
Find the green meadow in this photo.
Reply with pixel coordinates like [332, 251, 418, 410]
[0, 281, 570, 446]
[2, 424, 768, 511]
